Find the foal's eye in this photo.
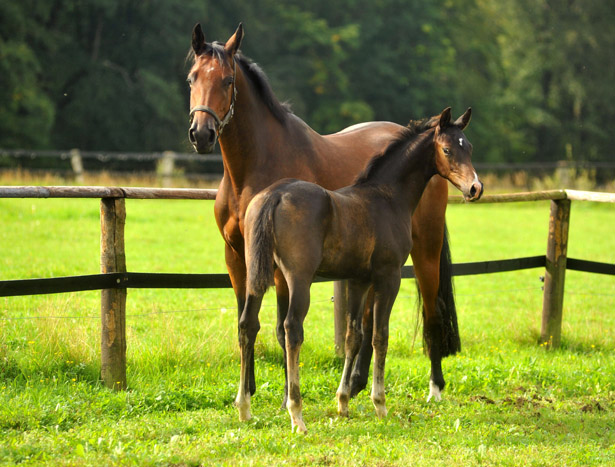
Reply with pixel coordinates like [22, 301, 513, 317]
[443, 147, 451, 155]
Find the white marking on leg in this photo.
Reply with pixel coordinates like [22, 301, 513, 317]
[235, 391, 251, 421]
[427, 379, 442, 402]
[371, 349, 388, 418]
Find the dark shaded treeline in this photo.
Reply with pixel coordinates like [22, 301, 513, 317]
[1, 0, 613, 163]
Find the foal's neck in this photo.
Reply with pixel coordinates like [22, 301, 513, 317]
[372, 131, 438, 216]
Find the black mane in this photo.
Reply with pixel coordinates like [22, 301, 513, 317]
[353, 118, 436, 185]
[188, 43, 292, 124]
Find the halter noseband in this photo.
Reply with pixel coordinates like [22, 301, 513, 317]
[189, 59, 237, 137]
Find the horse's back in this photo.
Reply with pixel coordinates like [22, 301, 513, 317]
[312, 121, 405, 189]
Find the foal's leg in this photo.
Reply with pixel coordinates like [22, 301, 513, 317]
[371, 273, 401, 418]
[411, 176, 448, 402]
[349, 288, 374, 398]
[235, 293, 263, 421]
[336, 281, 370, 417]
[284, 278, 311, 433]
[274, 270, 291, 409]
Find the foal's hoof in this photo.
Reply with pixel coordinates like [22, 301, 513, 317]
[235, 398, 252, 421]
[374, 405, 388, 419]
[336, 393, 350, 417]
[427, 380, 442, 402]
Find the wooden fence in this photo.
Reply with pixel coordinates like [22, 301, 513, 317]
[0, 186, 614, 390]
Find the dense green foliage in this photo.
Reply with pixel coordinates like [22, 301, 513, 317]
[1, 0, 614, 163]
[0, 186, 614, 464]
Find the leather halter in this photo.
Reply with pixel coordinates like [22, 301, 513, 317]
[189, 59, 237, 137]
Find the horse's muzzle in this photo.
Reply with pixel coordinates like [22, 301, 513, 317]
[189, 121, 218, 154]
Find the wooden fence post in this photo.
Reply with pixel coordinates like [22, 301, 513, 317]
[540, 198, 571, 348]
[333, 280, 348, 357]
[159, 151, 176, 188]
[100, 197, 127, 390]
[70, 149, 84, 184]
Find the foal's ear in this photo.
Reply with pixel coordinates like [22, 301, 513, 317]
[438, 107, 452, 130]
[192, 23, 206, 55]
[454, 107, 472, 130]
[224, 23, 244, 56]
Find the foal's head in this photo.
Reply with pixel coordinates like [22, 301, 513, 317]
[433, 107, 483, 201]
[187, 23, 243, 153]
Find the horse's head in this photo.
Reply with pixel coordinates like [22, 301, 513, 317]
[188, 23, 243, 154]
[433, 107, 483, 201]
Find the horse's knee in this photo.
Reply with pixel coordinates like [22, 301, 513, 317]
[238, 315, 260, 342]
[284, 321, 304, 349]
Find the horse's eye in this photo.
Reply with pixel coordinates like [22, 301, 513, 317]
[443, 147, 451, 155]
[223, 77, 234, 87]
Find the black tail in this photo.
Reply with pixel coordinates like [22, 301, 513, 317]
[416, 222, 461, 357]
[246, 192, 281, 297]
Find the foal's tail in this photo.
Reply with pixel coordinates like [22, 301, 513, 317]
[246, 192, 281, 297]
[417, 223, 461, 356]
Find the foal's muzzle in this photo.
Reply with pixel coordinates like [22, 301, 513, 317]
[466, 180, 484, 201]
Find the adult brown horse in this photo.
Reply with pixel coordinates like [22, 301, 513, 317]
[239, 108, 482, 432]
[188, 23, 467, 405]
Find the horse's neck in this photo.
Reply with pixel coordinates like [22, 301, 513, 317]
[218, 72, 308, 194]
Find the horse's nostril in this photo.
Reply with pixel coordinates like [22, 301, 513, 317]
[470, 184, 477, 198]
[189, 128, 196, 144]
[207, 129, 216, 145]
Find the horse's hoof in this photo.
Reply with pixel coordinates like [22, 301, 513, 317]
[427, 380, 442, 402]
[349, 378, 367, 399]
[292, 419, 308, 434]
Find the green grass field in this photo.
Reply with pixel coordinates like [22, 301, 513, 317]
[1, 192, 614, 466]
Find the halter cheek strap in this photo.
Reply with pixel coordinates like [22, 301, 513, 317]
[189, 60, 237, 137]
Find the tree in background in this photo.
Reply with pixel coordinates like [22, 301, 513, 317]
[482, 0, 615, 162]
[0, 2, 55, 149]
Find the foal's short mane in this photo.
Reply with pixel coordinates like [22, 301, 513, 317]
[353, 118, 435, 185]
[188, 42, 292, 124]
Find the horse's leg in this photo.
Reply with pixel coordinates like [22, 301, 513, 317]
[224, 245, 257, 395]
[274, 270, 290, 409]
[284, 277, 311, 434]
[410, 176, 455, 402]
[235, 293, 263, 421]
[336, 281, 370, 417]
[349, 288, 375, 398]
[371, 272, 401, 418]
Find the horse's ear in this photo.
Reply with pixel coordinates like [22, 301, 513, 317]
[192, 23, 206, 55]
[438, 107, 452, 130]
[224, 23, 244, 56]
[454, 107, 472, 130]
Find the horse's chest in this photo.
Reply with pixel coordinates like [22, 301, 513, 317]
[215, 192, 246, 255]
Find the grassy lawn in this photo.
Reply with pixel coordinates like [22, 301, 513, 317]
[0, 190, 614, 465]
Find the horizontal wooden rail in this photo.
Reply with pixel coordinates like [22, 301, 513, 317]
[0, 185, 217, 200]
[3, 186, 614, 204]
[447, 189, 615, 204]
